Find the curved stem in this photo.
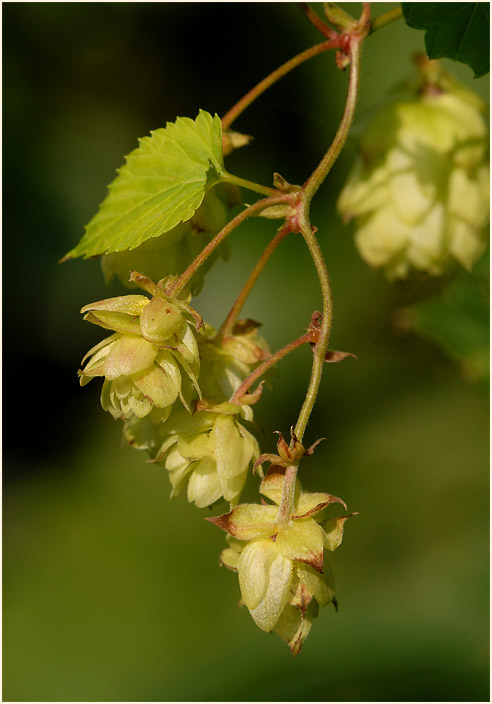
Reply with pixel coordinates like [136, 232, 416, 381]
[230, 330, 315, 404]
[302, 37, 362, 201]
[167, 194, 289, 297]
[370, 6, 402, 34]
[293, 211, 333, 442]
[297, 2, 339, 40]
[218, 224, 290, 340]
[221, 39, 338, 130]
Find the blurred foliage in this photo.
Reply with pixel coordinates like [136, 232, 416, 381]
[400, 253, 490, 392]
[3, 3, 489, 702]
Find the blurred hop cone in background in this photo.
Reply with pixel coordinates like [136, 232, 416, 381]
[337, 57, 490, 280]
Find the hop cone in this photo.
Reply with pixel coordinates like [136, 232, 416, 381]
[338, 62, 489, 279]
[79, 275, 200, 421]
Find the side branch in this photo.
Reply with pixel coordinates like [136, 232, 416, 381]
[218, 224, 290, 340]
[221, 39, 338, 130]
[230, 329, 317, 404]
[370, 6, 402, 34]
[168, 195, 289, 297]
[297, 3, 339, 40]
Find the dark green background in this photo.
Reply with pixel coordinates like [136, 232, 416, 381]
[3, 3, 489, 701]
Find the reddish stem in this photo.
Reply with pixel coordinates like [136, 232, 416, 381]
[221, 39, 339, 130]
[230, 329, 316, 404]
[297, 2, 340, 40]
[167, 194, 289, 298]
[218, 224, 290, 340]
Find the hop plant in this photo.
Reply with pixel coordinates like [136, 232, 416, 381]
[337, 61, 490, 279]
[64, 3, 489, 659]
[79, 273, 201, 421]
[101, 184, 239, 295]
[209, 465, 355, 653]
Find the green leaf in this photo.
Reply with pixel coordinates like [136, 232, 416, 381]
[402, 3, 490, 78]
[402, 255, 489, 390]
[63, 110, 226, 260]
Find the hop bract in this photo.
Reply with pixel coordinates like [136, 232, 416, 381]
[198, 320, 270, 402]
[338, 65, 490, 279]
[79, 274, 201, 421]
[148, 403, 259, 508]
[210, 466, 355, 654]
[101, 185, 239, 295]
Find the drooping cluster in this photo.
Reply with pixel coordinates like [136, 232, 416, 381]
[338, 61, 490, 279]
[72, 96, 361, 655]
[80, 272, 270, 508]
[79, 266, 356, 651]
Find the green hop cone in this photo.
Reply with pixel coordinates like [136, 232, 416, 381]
[210, 466, 356, 654]
[101, 184, 239, 295]
[126, 402, 259, 508]
[79, 274, 201, 421]
[198, 320, 270, 402]
[338, 62, 490, 279]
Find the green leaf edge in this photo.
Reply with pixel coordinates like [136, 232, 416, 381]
[401, 2, 490, 78]
[62, 109, 227, 261]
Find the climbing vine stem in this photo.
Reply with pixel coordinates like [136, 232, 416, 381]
[303, 34, 364, 200]
[293, 208, 333, 443]
[293, 28, 367, 444]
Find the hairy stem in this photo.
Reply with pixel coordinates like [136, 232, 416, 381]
[277, 464, 298, 526]
[303, 37, 362, 201]
[293, 211, 333, 442]
[167, 195, 289, 297]
[230, 330, 315, 404]
[221, 39, 338, 130]
[298, 2, 339, 40]
[218, 224, 290, 340]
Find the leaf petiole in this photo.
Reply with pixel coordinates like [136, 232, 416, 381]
[224, 173, 278, 198]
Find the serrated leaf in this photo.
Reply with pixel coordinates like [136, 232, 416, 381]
[63, 110, 227, 260]
[402, 3, 490, 78]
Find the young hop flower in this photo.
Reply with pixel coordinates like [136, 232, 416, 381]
[338, 60, 489, 279]
[209, 466, 356, 654]
[79, 273, 201, 421]
[129, 402, 260, 508]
